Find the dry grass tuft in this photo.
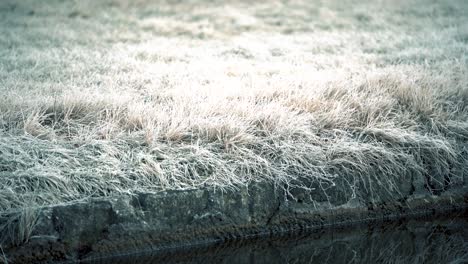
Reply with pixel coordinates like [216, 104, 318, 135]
[0, 0, 467, 244]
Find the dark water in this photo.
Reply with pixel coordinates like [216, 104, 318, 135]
[83, 213, 468, 264]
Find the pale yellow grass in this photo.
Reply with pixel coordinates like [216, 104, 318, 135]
[0, 0, 468, 244]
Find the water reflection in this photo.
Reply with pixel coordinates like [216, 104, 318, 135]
[83, 213, 468, 264]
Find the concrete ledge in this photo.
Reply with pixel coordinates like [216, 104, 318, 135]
[3, 183, 468, 263]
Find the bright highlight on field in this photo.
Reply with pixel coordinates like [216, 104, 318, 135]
[0, 0, 467, 240]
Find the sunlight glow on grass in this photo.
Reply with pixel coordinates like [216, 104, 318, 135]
[0, 1, 467, 245]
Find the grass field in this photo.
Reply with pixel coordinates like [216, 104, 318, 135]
[0, 0, 467, 244]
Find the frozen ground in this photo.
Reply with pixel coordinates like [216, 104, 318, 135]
[0, 0, 467, 243]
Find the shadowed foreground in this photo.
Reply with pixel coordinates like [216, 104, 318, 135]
[82, 215, 468, 264]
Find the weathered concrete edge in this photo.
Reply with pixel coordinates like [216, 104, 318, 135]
[4, 183, 468, 263]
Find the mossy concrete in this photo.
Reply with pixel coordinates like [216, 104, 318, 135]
[3, 181, 468, 263]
